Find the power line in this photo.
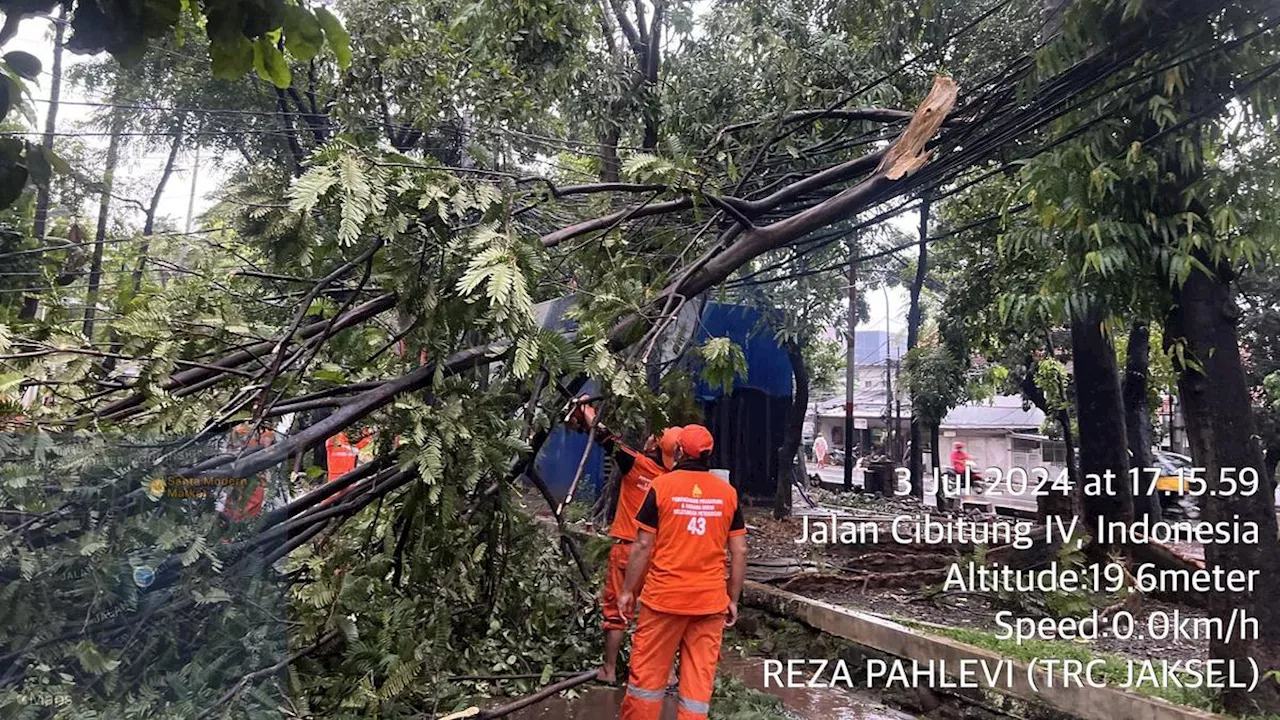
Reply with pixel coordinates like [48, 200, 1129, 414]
[0, 129, 305, 139]
[25, 96, 325, 120]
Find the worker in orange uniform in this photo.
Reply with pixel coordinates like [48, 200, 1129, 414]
[220, 424, 275, 522]
[617, 424, 748, 720]
[567, 398, 681, 685]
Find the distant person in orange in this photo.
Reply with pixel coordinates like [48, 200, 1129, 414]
[321, 430, 375, 508]
[326, 430, 373, 482]
[220, 424, 275, 522]
[617, 425, 748, 720]
[567, 398, 680, 686]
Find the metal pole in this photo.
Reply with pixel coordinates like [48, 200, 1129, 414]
[894, 357, 903, 462]
[843, 237, 858, 492]
[884, 285, 892, 458]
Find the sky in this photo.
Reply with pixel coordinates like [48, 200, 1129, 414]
[10, 16, 225, 233]
[9, 10, 910, 333]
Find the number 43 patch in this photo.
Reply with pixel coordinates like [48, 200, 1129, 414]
[686, 517, 707, 535]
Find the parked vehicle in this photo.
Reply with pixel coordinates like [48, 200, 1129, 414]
[1152, 450, 1200, 520]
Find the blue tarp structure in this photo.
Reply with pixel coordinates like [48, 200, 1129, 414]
[692, 304, 792, 400]
[532, 299, 795, 506]
[690, 303, 793, 503]
[534, 423, 606, 507]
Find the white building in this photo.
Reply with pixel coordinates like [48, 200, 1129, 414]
[803, 329, 1066, 475]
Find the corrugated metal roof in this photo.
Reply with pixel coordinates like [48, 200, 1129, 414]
[810, 394, 1045, 431]
[940, 396, 1044, 429]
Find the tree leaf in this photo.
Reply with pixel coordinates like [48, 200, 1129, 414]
[0, 156, 28, 209]
[253, 37, 293, 88]
[3, 51, 41, 80]
[37, 145, 72, 175]
[26, 143, 51, 188]
[210, 36, 254, 80]
[283, 6, 325, 62]
[315, 8, 352, 71]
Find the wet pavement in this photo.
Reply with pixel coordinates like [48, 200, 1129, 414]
[504, 657, 917, 720]
[721, 657, 917, 720]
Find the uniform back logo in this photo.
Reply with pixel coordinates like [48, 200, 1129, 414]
[692, 484, 703, 498]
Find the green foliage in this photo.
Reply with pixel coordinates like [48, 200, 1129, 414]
[708, 672, 791, 720]
[313, 8, 352, 70]
[697, 337, 749, 396]
[1033, 358, 1070, 414]
[17, 0, 354, 84]
[0, 52, 52, 211]
[252, 36, 293, 88]
[903, 345, 965, 426]
[12, 0, 1276, 716]
[804, 339, 844, 397]
[282, 5, 326, 63]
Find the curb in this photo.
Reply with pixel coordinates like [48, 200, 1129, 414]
[742, 581, 1224, 720]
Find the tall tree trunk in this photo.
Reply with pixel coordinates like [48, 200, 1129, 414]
[1055, 406, 1082, 518]
[275, 88, 305, 174]
[843, 239, 858, 492]
[930, 422, 944, 509]
[100, 123, 186, 374]
[599, 124, 621, 182]
[906, 193, 929, 499]
[1122, 322, 1160, 520]
[1021, 360, 1080, 521]
[776, 340, 807, 519]
[82, 109, 124, 343]
[639, 0, 665, 151]
[1070, 309, 1133, 551]
[130, 123, 185, 298]
[19, 8, 67, 322]
[1167, 260, 1280, 715]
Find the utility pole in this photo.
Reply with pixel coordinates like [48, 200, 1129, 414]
[884, 285, 893, 458]
[843, 237, 858, 492]
[894, 358, 903, 462]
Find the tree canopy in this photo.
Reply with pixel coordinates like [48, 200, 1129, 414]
[3, 0, 1280, 715]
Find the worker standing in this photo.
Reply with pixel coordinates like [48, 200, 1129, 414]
[617, 425, 748, 720]
[567, 398, 681, 685]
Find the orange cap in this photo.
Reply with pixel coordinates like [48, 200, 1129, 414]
[657, 427, 683, 470]
[680, 424, 714, 458]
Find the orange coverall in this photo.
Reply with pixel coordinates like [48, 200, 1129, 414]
[601, 443, 665, 631]
[621, 468, 746, 720]
[220, 425, 275, 522]
[600, 427, 682, 632]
